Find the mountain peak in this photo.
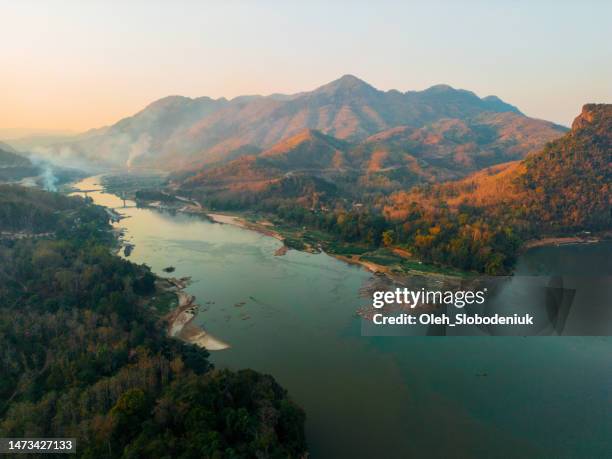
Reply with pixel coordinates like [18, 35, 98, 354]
[571, 104, 611, 132]
[313, 74, 377, 95]
[262, 129, 337, 157]
[424, 84, 455, 93]
[336, 74, 369, 85]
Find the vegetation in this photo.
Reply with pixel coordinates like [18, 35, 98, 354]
[383, 104, 611, 273]
[0, 148, 39, 181]
[0, 148, 31, 167]
[0, 187, 306, 458]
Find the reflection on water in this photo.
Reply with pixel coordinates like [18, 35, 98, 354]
[73, 176, 612, 459]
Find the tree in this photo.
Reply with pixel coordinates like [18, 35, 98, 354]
[382, 230, 395, 247]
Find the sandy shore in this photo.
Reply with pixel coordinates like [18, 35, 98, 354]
[522, 235, 601, 250]
[331, 253, 391, 275]
[329, 252, 463, 284]
[163, 277, 230, 351]
[274, 245, 289, 256]
[207, 212, 285, 241]
[178, 322, 230, 351]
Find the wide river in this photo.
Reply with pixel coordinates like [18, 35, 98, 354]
[74, 176, 611, 458]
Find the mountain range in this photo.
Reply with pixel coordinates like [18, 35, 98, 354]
[37, 75, 566, 172]
[0, 146, 39, 182]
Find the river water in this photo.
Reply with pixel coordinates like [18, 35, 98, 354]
[73, 176, 611, 458]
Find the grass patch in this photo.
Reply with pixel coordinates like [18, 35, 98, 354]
[359, 248, 399, 266]
[325, 242, 372, 255]
[399, 259, 472, 277]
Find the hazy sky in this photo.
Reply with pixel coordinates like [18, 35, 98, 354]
[1, 0, 610, 131]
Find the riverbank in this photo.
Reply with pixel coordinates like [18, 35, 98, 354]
[204, 210, 466, 280]
[161, 276, 230, 351]
[522, 234, 604, 250]
[69, 177, 231, 351]
[207, 212, 285, 241]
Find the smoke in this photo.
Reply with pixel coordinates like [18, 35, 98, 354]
[126, 134, 151, 168]
[40, 163, 58, 191]
[21, 130, 152, 171]
[32, 145, 100, 172]
[28, 156, 59, 191]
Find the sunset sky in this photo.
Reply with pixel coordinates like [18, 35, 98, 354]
[1, 0, 611, 133]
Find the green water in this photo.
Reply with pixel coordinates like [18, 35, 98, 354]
[75, 176, 611, 458]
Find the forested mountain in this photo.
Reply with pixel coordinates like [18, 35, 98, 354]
[382, 104, 611, 272]
[40, 75, 565, 170]
[175, 129, 349, 199]
[0, 147, 39, 182]
[0, 141, 23, 155]
[0, 147, 29, 166]
[0, 187, 306, 457]
[175, 105, 566, 202]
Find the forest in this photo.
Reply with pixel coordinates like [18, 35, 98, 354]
[0, 186, 306, 458]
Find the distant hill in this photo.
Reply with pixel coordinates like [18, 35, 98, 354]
[174, 106, 566, 202]
[0, 147, 39, 182]
[0, 147, 30, 167]
[41, 75, 566, 170]
[173, 130, 346, 206]
[0, 146, 85, 189]
[0, 141, 19, 154]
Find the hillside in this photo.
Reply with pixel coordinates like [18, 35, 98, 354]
[386, 104, 611, 228]
[173, 130, 345, 209]
[383, 104, 611, 272]
[0, 147, 30, 167]
[40, 75, 566, 169]
[181, 129, 347, 184]
[173, 106, 565, 205]
[0, 141, 20, 155]
[355, 111, 563, 173]
[0, 147, 39, 182]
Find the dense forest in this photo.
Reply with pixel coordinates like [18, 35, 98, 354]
[0, 186, 306, 458]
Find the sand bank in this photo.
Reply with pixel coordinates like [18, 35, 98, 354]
[522, 235, 600, 250]
[163, 277, 230, 351]
[207, 212, 285, 241]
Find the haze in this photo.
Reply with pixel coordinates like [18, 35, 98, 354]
[1, 0, 610, 132]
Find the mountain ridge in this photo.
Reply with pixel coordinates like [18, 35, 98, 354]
[38, 75, 564, 170]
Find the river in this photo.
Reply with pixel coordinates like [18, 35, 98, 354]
[73, 176, 611, 458]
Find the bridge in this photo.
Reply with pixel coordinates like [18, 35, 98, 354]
[74, 188, 132, 208]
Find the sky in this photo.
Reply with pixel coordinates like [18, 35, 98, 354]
[1, 0, 611, 132]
